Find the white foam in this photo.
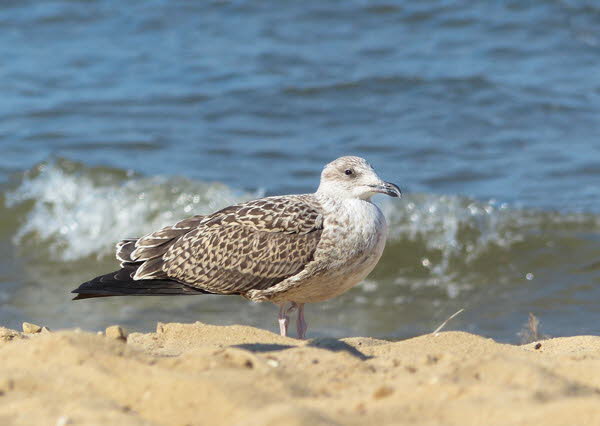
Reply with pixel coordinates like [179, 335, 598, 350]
[6, 162, 261, 261]
[379, 192, 600, 294]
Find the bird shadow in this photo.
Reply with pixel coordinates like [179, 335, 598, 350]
[234, 337, 371, 361]
[308, 338, 372, 360]
[234, 343, 296, 353]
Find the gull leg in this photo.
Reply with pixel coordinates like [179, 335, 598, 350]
[278, 302, 299, 337]
[296, 303, 307, 339]
[278, 303, 290, 337]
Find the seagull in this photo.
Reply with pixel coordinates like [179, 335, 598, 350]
[72, 156, 401, 339]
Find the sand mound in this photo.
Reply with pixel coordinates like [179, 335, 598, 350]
[1, 322, 599, 425]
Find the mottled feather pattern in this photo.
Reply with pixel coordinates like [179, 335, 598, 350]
[164, 225, 321, 292]
[114, 215, 204, 270]
[110, 195, 325, 295]
[129, 215, 205, 260]
[202, 196, 323, 234]
[160, 195, 324, 293]
[245, 196, 388, 303]
[115, 239, 137, 265]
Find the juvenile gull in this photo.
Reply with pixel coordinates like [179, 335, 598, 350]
[72, 156, 401, 338]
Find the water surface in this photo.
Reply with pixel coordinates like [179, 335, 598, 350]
[1, 0, 599, 342]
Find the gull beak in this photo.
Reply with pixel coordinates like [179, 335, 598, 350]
[369, 181, 402, 198]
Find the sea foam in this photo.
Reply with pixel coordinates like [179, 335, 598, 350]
[4, 159, 261, 261]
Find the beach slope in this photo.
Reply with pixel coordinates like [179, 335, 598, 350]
[1, 322, 599, 425]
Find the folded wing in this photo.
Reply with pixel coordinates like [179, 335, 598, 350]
[120, 195, 324, 295]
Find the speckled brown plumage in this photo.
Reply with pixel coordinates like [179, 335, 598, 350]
[114, 195, 324, 295]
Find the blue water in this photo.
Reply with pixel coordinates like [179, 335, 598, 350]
[1, 0, 599, 342]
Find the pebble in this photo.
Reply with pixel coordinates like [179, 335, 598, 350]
[105, 325, 128, 341]
[55, 415, 71, 426]
[373, 386, 395, 399]
[22, 322, 42, 334]
[266, 359, 280, 368]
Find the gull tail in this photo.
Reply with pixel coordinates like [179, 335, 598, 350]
[71, 266, 211, 300]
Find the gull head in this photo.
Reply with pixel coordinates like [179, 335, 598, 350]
[317, 156, 401, 201]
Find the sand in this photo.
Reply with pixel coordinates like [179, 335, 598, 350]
[1, 322, 599, 426]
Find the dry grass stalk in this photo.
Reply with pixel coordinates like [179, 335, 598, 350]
[433, 308, 465, 335]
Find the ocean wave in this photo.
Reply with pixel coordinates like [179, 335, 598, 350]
[3, 159, 599, 293]
[3, 158, 261, 262]
[379, 192, 600, 297]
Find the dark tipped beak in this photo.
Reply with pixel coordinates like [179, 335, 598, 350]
[370, 182, 402, 198]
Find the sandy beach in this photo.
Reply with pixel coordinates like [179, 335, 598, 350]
[0, 322, 599, 425]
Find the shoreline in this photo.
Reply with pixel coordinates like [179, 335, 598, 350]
[1, 322, 599, 425]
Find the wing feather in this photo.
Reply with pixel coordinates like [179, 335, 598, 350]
[116, 196, 323, 294]
[157, 195, 324, 294]
[116, 215, 205, 267]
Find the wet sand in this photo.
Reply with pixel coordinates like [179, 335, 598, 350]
[1, 322, 599, 425]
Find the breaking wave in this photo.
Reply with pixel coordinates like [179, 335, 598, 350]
[3, 158, 261, 262]
[3, 158, 599, 298]
[380, 193, 600, 294]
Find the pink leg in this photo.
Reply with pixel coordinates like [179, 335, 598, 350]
[278, 303, 298, 337]
[278, 303, 289, 337]
[296, 303, 307, 339]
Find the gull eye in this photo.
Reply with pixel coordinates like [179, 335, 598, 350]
[344, 169, 353, 176]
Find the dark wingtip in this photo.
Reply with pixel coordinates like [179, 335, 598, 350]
[71, 271, 214, 299]
[72, 293, 113, 300]
[71, 286, 85, 299]
[72, 291, 89, 300]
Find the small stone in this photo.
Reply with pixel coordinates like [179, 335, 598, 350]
[22, 322, 42, 334]
[266, 359, 279, 368]
[373, 386, 394, 399]
[41, 327, 51, 334]
[56, 415, 71, 426]
[0, 378, 14, 393]
[105, 325, 127, 341]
